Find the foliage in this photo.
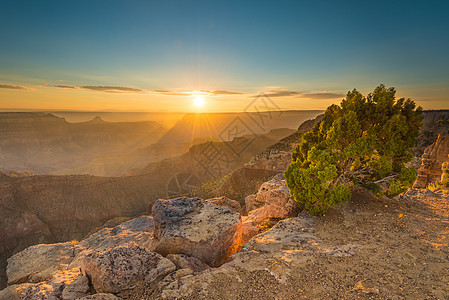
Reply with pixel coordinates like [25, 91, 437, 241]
[285, 84, 423, 215]
[427, 169, 449, 191]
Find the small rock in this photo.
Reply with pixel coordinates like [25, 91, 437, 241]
[353, 279, 380, 294]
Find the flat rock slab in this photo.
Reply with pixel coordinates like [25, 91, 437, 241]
[152, 197, 242, 267]
[6, 242, 76, 285]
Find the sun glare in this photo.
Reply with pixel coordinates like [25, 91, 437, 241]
[193, 96, 205, 107]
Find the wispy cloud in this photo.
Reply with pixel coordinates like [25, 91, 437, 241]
[197, 89, 244, 95]
[81, 86, 147, 93]
[54, 85, 79, 89]
[53, 85, 148, 93]
[153, 89, 244, 96]
[253, 88, 344, 99]
[0, 84, 32, 90]
[300, 92, 345, 99]
[254, 89, 301, 97]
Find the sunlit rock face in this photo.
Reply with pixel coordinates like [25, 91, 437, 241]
[241, 174, 299, 245]
[413, 133, 449, 188]
[247, 173, 298, 221]
[152, 197, 242, 267]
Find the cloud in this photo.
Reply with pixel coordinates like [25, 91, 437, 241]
[54, 85, 79, 89]
[0, 84, 31, 90]
[153, 90, 190, 96]
[81, 86, 147, 93]
[197, 89, 244, 95]
[53, 85, 148, 93]
[258, 89, 301, 97]
[153, 89, 244, 96]
[252, 89, 345, 99]
[300, 92, 345, 99]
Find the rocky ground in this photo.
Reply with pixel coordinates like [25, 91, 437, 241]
[2, 172, 447, 299]
[127, 188, 449, 300]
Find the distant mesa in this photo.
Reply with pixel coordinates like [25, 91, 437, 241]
[83, 116, 107, 124]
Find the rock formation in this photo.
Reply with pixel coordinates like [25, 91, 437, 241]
[0, 196, 249, 298]
[413, 132, 449, 188]
[241, 174, 299, 244]
[152, 197, 242, 267]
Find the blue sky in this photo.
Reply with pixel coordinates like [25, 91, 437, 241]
[1, 0, 448, 111]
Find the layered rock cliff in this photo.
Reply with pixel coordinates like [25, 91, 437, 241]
[413, 132, 449, 188]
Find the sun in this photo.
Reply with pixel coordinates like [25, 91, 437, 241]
[193, 96, 205, 107]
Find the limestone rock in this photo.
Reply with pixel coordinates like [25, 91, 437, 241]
[246, 173, 299, 222]
[82, 244, 176, 294]
[413, 132, 449, 188]
[206, 196, 242, 214]
[70, 216, 155, 269]
[152, 197, 242, 267]
[166, 254, 211, 273]
[244, 194, 264, 214]
[6, 242, 76, 285]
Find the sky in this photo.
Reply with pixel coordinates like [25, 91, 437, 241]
[0, 0, 448, 112]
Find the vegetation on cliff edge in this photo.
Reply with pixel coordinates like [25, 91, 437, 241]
[285, 84, 423, 215]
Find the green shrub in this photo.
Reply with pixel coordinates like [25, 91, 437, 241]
[285, 85, 422, 215]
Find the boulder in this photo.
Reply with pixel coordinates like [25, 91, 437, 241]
[82, 244, 176, 294]
[152, 197, 242, 267]
[206, 196, 242, 214]
[247, 173, 299, 221]
[6, 242, 76, 285]
[6, 216, 156, 287]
